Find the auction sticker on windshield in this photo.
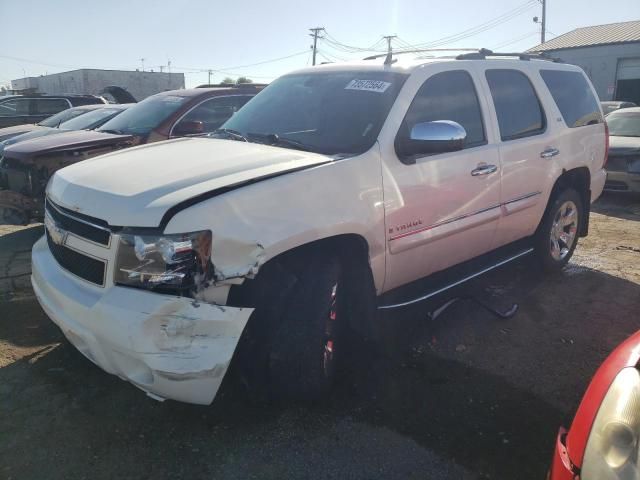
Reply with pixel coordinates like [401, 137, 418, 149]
[345, 79, 391, 93]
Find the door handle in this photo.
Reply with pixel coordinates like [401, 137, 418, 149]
[540, 147, 560, 159]
[471, 164, 498, 176]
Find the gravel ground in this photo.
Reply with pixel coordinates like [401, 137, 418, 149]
[1, 192, 639, 480]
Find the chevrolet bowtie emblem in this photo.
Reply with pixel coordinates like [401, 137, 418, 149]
[44, 211, 68, 246]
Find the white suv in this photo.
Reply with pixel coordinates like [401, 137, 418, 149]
[32, 51, 607, 404]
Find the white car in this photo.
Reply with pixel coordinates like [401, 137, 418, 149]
[32, 51, 607, 404]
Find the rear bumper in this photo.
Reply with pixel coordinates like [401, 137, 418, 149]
[604, 170, 640, 193]
[31, 235, 253, 405]
[548, 428, 577, 480]
[591, 168, 607, 202]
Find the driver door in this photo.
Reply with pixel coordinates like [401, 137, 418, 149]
[380, 66, 502, 292]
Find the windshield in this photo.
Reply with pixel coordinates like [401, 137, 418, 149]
[59, 107, 124, 131]
[221, 71, 408, 155]
[38, 108, 89, 127]
[97, 95, 189, 135]
[607, 112, 640, 137]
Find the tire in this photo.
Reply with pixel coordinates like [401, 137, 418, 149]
[534, 188, 583, 272]
[268, 251, 344, 401]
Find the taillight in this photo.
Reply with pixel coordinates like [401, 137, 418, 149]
[603, 121, 610, 168]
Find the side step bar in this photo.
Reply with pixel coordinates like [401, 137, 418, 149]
[377, 248, 534, 310]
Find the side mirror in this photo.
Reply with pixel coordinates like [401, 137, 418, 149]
[173, 120, 204, 136]
[397, 120, 466, 162]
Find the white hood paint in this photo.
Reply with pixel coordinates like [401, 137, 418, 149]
[48, 137, 332, 227]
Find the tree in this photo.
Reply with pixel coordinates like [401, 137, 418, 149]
[221, 77, 235, 84]
[236, 77, 253, 84]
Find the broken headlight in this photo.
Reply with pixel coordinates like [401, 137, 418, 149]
[114, 230, 212, 292]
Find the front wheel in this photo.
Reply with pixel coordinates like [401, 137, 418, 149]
[268, 252, 344, 401]
[534, 188, 583, 272]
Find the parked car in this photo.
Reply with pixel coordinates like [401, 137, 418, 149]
[603, 107, 640, 192]
[0, 94, 106, 128]
[34, 53, 607, 405]
[0, 85, 263, 223]
[0, 104, 107, 142]
[601, 100, 637, 115]
[0, 103, 131, 153]
[548, 330, 640, 479]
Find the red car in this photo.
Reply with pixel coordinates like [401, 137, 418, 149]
[549, 331, 640, 479]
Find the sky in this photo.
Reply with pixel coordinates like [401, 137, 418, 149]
[1, 0, 639, 89]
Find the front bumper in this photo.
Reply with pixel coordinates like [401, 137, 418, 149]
[548, 428, 577, 480]
[31, 235, 253, 405]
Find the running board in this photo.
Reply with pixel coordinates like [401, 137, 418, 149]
[377, 248, 534, 310]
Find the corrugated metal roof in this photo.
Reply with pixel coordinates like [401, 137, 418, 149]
[529, 20, 640, 52]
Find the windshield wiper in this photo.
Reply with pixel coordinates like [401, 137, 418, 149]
[248, 133, 317, 153]
[210, 128, 248, 142]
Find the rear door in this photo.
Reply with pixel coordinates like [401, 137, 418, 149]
[477, 65, 556, 247]
[31, 98, 71, 124]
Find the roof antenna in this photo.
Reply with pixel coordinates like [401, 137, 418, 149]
[383, 35, 397, 65]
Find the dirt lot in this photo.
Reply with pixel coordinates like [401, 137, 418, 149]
[1, 193, 639, 480]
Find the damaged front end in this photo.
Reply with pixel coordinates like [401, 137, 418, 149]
[32, 200, 264, 404]
[113, 228, 266, 302]
[0, 135, 137, 224]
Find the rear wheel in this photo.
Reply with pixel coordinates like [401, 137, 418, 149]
[534, 188, 583, 272]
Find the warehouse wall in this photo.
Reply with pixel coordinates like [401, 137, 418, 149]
[547, 43, 640, 101]
[11, 69, 185, 101]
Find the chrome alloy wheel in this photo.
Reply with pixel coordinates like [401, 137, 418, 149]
[549, 200, 579, 261]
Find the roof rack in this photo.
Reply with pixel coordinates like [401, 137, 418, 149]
[363, 48, 478, 61]
[456, 48, 562, 62]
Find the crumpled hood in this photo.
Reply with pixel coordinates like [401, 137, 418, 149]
[48, 137, 332, 227]
[3, 129, 133, 160]
[0, 124, 45, 142]
[609, 135, 640, 156]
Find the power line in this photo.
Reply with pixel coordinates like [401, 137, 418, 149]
[215, 50, 309, 71]
[491, 31, 539, 50]
[317, 1, 537, 62]
[387, 0, 537, 50]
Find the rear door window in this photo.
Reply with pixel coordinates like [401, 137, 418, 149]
[34, 98, 70, 115]
[399, 70, 487, 149]
[485, 69, 546, 141]
[540, 70, 603, 127]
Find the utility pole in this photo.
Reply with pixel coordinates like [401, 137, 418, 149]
[207, 69, 213, 85]
[383, 35, 397, 64]
[541, 0, 546, 44]
[309, 27, 325, 66]
[139, 58, 145, 72]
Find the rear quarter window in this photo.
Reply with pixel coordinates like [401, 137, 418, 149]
[540, 70, 603, 128]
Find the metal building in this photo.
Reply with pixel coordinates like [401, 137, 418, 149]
[11, 69, 185, 101]
[529, 20, 640, 104]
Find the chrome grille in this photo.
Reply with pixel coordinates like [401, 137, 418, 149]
[45, 200, 111, 246]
